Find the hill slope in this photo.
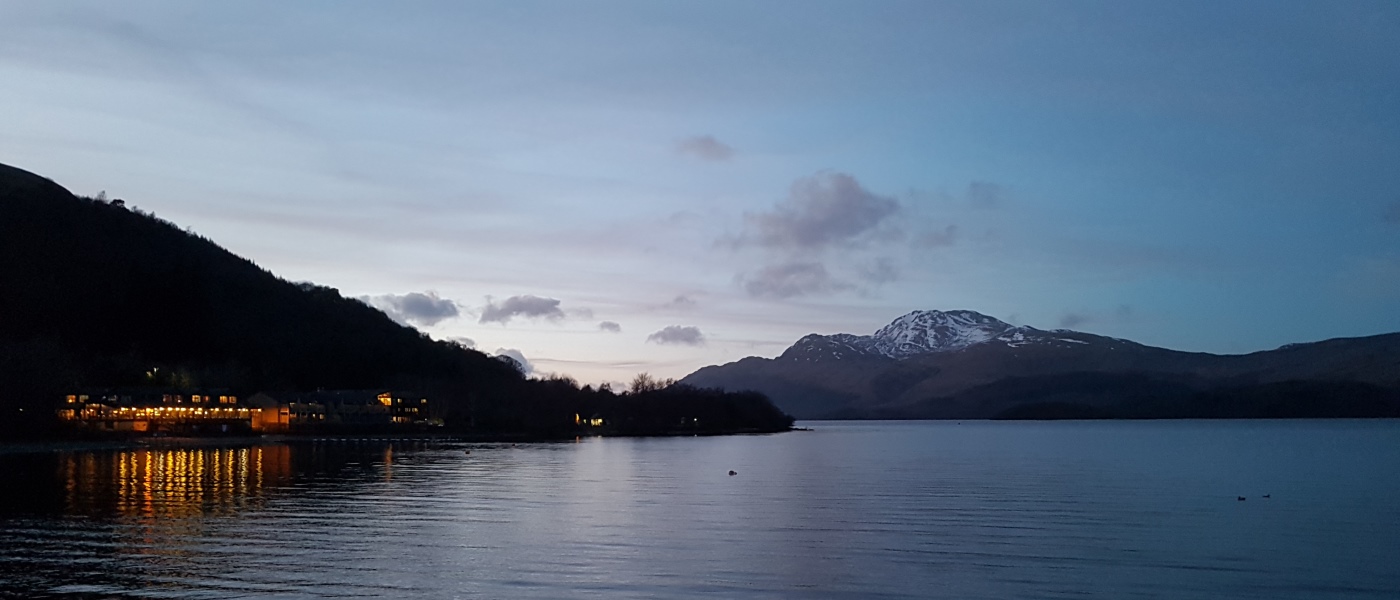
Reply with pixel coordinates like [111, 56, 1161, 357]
[0, 163, 525, 436]
[0, 163, 793, 438]
[682, 310, 1400, 419]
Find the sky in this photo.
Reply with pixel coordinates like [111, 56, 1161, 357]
[3, 0, 1399, 385]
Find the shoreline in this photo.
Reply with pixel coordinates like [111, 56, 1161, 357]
[0, 427, 796, 455]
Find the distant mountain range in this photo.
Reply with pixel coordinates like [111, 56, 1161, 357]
[681, 310, 1400, 419]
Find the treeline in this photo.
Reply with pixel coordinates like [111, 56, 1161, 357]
[971, 374, 1400, 420]
[0, 163, 792, 440]
[471, 373, 792, 437]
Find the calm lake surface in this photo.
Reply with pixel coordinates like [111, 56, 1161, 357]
[1, 420, 1398, 599]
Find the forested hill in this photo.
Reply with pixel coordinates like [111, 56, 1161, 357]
[0, 163, 792, 439]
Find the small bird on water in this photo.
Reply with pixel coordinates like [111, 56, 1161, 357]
[1237, 496, 1246, 501]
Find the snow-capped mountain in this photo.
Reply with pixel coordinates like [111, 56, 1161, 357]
[683, 309, 1400, 420]
[781, 309, 1120, 361]
[870, 310, 1014, 357]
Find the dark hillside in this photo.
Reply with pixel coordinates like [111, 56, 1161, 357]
[0, 163, 522, 437]
[0, 163, 792, 439]
[0, 165, 509, 389]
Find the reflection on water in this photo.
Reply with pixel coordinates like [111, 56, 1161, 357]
[0, 423, 1398, 599]
[60, 446, 293, 518]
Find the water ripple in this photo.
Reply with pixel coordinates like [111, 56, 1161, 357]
[1, 422, 1398, 598]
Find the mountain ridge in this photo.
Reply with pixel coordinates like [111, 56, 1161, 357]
[780, 309, 1146, 363]
[683, 309, 1400, 419]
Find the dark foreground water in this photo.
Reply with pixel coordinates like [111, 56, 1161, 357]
[1, 421, 1398, 599]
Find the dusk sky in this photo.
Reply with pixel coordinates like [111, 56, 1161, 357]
[4, 1, 1399, 385]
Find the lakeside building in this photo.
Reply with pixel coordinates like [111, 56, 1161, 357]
[57, 389, 437, 435]
[246, 390, 437, 430]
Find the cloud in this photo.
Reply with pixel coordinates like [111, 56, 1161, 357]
[493, 348, 534, 374]
[731, 172, 900, 250]
[480, 295, 565, 324]
[646, 325, 706, 346]
[365, 291, 460, 327]
[967, 180, 1006, 209]
[676, 135, 734, 161]
[740, 261, 848, 298]
[599, 321, 622, 332]
[1059, 313, 1091, 328]
[915, 225, 959, 248]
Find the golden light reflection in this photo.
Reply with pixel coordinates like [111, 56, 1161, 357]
[60, 445, 292, 518]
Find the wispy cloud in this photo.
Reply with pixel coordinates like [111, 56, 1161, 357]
[722, 172, 911, 298]
[729, 172, 900, 251]
[646, 325, 706, 346]
[364, 291, 460, 327]
[676, 135, 734, 161]
[740, 262, 847, 298]
[599, 321, 622, 332]
[480, 295, 565, 324]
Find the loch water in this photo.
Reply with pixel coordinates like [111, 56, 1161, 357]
[1, 420, 1398, 599]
